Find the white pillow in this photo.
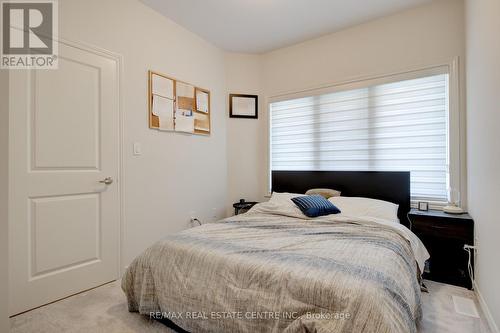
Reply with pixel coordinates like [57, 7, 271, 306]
[269, 192, 304, 205]
[329, 196, 399, 222]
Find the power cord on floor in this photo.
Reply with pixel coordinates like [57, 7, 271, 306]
[463, 244, 477, 290]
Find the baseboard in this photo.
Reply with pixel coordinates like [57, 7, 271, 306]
[475, 283, 500, 333]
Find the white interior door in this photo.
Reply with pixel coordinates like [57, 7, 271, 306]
[9, 41, 121, 315]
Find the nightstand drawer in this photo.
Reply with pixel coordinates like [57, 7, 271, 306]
[412, 218, 471, 240]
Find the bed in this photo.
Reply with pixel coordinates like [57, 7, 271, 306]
[122, 171, 429, 333]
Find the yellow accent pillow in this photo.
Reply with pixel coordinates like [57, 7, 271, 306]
[305, 188, 341, 199]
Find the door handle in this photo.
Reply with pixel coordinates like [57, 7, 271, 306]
[99, 177, 113, 185]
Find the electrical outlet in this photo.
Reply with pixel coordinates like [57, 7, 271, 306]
[474, 235, 479, 256]
[464, 244, 478, 256]
[189, 211, 201, 226]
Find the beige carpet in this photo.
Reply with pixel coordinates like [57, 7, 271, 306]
[11, 280, 492, 333]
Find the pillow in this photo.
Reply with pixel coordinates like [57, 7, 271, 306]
[269, 192, 304, 206]
[329, 196, 399, 222]
[291, 195, 341, 218]
[305, 188, 341, 199]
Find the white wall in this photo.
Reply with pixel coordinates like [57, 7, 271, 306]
[465, 0, 500, 330]
[227, 0, 466, 203]
[262, 0, 465, 96]
[58, 0, 228, 270]
[0, 70, 10, 333]
[225, 53, 266, 214]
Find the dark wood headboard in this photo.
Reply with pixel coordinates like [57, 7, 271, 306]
[272, 171, 411, 227]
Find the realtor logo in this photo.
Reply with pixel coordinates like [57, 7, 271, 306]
[1, 0, 58, 69]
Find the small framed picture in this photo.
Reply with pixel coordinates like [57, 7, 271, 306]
[229, 94, 258, 119]
[418, 202, 429, 211]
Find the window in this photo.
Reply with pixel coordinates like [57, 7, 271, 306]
[269, 68, 458, 204]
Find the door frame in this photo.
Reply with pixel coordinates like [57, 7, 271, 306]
[8, 36, 125, 312]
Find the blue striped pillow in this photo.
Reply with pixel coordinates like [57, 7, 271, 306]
[291, 195, 341, 217]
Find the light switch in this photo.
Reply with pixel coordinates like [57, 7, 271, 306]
[133, 142, 142, 155]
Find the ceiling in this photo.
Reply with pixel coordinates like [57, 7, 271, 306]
[141, 0, 435, 54]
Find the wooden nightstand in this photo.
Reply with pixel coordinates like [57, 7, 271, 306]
[408, 209, 474, 289]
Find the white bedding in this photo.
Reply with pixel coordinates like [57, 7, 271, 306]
[250, 199, 429, 273]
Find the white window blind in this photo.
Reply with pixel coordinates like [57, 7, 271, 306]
[270, 73, 450, 202]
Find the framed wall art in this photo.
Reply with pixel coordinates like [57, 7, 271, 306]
[229, 94, 258, 119]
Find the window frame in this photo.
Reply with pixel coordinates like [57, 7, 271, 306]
[267, 60, 462, 210]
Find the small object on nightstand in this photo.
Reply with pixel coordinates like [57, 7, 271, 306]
[233, 199, 258, 215]
[443, 188, 464, 214]
[408, 208, 474, 289]
[418, 202, 429, 211]
[443, 205, 464, 214]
